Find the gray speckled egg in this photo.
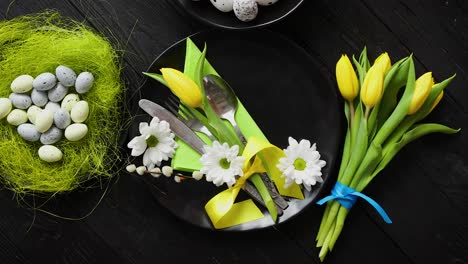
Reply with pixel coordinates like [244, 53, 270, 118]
[0, 98, 12, 120]
[31, 89, 48, 107]
[7, 109, 28, 126]
[256, 0, 278, 6]
[38, 145, 63, 163]
[11, 75, 34, 93]
[27, 105, 42, 124]
[48, 83, 68, 102]
[45, 102, 61, 114]
[33, 72, 57, 91]
[54, 108, 72, 129]
[61, 94, 80, 112]
[75, 72, 94, 94]
[233, 0, 258, 22]
[40, 126, 63, 145]
[55, 65, 77, 87]
[210, 0, 234, 12]
[9, 93, 32, 109]
[18, 123, 41, 142]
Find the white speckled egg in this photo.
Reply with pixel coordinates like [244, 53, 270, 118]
[233, 0, 258, 22]
[31, 89, 48, 107]
[45, 102, 61, 114]
[48, 83, 68, 102]
[0, 98, 12, 120]
[33, 72, 57, 91]
[27, 105, 42, 124]
[18, 123, 41, 142]
[55, 65, 77, 87]
[210, 0, 234, 12]
[65, 123, 88, 141]
[9, 93, 32, 109]
[256, 0, 278, 6]
[61, 94, 80, 112]
[40, 126, 63, 145]
[35, 109, 54, 133]
[7, 109, 28, 126]
[75, 72, 94, 94]
[38, 145, 63, 163]
[11, 75, 34, 93]
[70, 101, 89, 123]
[54, 109, 72, 129]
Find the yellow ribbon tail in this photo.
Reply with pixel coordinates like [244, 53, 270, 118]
[205, 186, 264, 229]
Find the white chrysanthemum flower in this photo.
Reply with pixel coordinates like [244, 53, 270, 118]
[127, 117, 178, 169]
[277, 137, 327, 191]
[200, 141, 245, 187]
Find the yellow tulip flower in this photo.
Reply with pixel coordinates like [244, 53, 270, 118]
[336, 55, 359, 101]
[374, 52, 391, 74]
[430, 91, 444, 113]
[408, 72, 434, 115]
[361, 65, 384, 109]
[161, 68, 203, 108]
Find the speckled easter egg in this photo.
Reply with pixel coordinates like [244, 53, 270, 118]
[31, 89, 48, 107]
[48, 83, 68, 102]
[45, 102, 61, 114]
[40, 126, 63, 145]
[35, 109, 54, 133]
[61, 94, 80, 112]
[75, 72, 94, 94]
[33, 72, 57, 91]
[70, 101, 89, 123]
[65, 123, 88, 141]
[210, 0, 234, 12]
[233, 0, 258, 22]
[0, 98, 12, 119]
[38, 145, 63, 163]
[256, 0, 278, 6]
[54, 109, 72, 129]
[9, 93, 32, 109]
[11, 75, 34, 93]
[7, 109, 28, 126]
[27, 105, 42, 124]
[55, 65, 77, 87]
[18, 123, 41, 142]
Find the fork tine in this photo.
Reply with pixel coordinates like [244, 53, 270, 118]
[164, 98, 179, 116]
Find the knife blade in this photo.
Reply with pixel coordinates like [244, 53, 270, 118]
[138, 99, 282, 214]
[139, 99, 206, 154]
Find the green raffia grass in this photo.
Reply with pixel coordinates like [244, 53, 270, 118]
[0, 12, 123, 195]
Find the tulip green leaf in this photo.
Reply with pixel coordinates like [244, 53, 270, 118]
[143, 72, 167, 86]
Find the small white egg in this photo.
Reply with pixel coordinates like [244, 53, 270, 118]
[65, 123, 88, 141]
[0, 98, 12, 120]
[70, 101, 89, 123]
[27, 105, 43, 124]
[35, 109, 54, 133]
[11, 75, 34, 93]
[256, 0, 278, 6]
[38, 145, 63, 163]
[61, 94, 80, 112]
[210, 0, 234, 12]
[7, 109, 28, 126]
[233, 0, 258, 22]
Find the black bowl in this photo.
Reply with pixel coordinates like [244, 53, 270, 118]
[176, 0, 304, 30]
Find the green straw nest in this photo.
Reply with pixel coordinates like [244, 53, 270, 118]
[0, 12, 123, 195]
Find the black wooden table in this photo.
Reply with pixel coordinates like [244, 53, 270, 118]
[1, 1, 467, 263]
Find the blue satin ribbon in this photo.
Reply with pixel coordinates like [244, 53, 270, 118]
[316, 182, 392, 224]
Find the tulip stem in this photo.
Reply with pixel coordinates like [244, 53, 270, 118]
[364, 107, 371, 120]
[348, 101, 355, 129]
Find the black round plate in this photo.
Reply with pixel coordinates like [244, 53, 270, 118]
[130, 29, 342, 231]
[176, 0, 304, 30]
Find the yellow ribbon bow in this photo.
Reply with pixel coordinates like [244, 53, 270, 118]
[205, 137, 304, 229]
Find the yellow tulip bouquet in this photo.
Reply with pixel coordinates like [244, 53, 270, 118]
[315, 48, 460, 260]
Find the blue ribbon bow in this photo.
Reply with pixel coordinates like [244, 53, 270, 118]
[316, 182, 392, 224]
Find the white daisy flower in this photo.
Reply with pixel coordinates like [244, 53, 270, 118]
[200, 141, 245, 187]
[127, 117, 178, 169]
[277, 137, 327, 191]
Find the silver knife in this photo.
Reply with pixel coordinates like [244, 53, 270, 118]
[138, 99, 283, 215]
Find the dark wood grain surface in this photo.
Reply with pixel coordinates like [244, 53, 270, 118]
[1, 0, 467, 263]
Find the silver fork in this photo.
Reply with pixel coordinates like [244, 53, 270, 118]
[164, 95, 285, 215]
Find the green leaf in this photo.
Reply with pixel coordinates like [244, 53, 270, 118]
[359, 47, 371, 72]
[361, 123, 460, 190]
[373, 57, 415, 146]
[352, 55, 366, 86]
[143, 72, 167, 86]
[338, 103, 352, 182]
[250, 174, 277, 222]
[350, 142, 382, 191]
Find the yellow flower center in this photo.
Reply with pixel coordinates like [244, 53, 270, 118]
[146, 135, 159, 148]
[219, 158, 231, 169]
[294, 158, 307, 171]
